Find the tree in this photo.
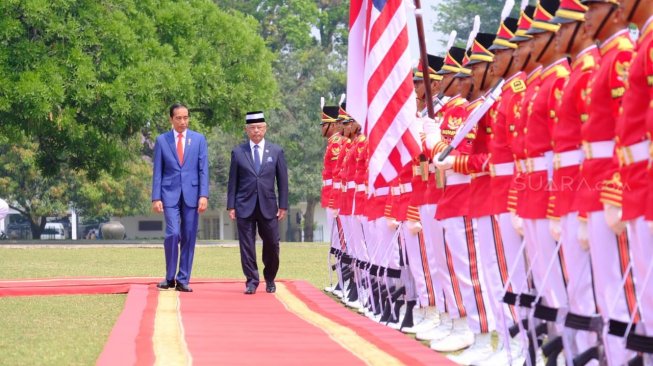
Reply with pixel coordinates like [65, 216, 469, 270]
[0, 0, 277, 178]
[431, 1, 518, 46]
[0, 133, 152, 239]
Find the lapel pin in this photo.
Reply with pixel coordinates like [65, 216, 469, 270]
[188, 138, 191, 145]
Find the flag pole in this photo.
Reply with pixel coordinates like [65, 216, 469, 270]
[413, 0, 434, 119]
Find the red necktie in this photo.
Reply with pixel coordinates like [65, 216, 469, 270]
[177, 133, 184, 164]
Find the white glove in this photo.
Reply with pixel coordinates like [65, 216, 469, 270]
[603, 203, 626, 235]
[423, 117, 441, 150]
[434, 153, 455, 171]
[549, 219, 562, 242]
[406, 220, 423, 234]
[327, 208, 339, 218]
[386, 218, 400, 231]
[510, 212, 524, 237]
[578, 220, 590, 251]
[648, 220, 653, 235]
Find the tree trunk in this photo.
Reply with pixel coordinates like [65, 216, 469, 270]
[303, 197, 318, 242]
[30, 216, 46, 240]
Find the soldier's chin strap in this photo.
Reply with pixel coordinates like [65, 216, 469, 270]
[627, 0, 641, 22]
[503, 54, 514, 79]
[465, 83, 475, 101]
[566, 22, 582, 55]
[442, 76, 455, 96]
[593, 5, 616, 40]
[536, 32, 555, 62]
[480, 63, 490, 91]
[521, 52, 532, 73]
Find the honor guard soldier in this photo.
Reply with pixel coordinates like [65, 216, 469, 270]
[549, 0, 602, 360]
[481, 2, 530, 363]
[321, 103, 346, 296]
[617, 0, 653, 351]
[580, 0, 639, 363]
[416, 39, 470, 345]
[401, 54, 447, 335]
[431, 21, 496, 356]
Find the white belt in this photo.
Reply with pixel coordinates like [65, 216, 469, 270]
[490, 162, 514, 177]
[583, 140, 615, 160]
[356, 184, 367, 193]
[553, 149, 583, 169]
[400, 183, 413, 193]
[375, 187, 390, 196]
[391, 187, 401, 196]
[445, 171, 471, 186]
[620, 140, 650, 165]
[347, 181, 356, 189]
[526, 156, 550, 173]
[322, 179, 332, 187]
[333, 182, 341, 189]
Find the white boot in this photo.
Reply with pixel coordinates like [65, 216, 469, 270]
[404, 306, 440, 334]
[447, 332, 495, 365]
[474, 336, 525, 366]
[430, 317, 474, 352]
[417, 312, 451, 341]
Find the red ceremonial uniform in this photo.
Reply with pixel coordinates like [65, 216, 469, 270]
[616, 18, 653, 220]
[329, 136, 352, 210]
[432, 97, 477, 220]
[338, 135, 362, 216]
[490, 72, 526, 214]
[645, 17, 653, 220]
[321, 134, 343, 208]
[452, 100, 492, 218]
[580, 30, 634, 213]
[519, 58, 570, 219]
[353, 135, 369, 216]
[549, 46, 600, 218]
[511, 66, 542, 213]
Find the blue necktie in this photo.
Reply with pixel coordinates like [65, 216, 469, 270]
[253, 145, 261, 173]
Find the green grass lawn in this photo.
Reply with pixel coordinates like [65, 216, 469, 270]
[0, 243, 331, 365]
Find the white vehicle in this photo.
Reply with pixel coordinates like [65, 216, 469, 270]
[40, 223, 66, 240]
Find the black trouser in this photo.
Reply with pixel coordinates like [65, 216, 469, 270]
[236, 203, 280, 288]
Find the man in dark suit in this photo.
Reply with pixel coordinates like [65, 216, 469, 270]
[151, 103, 209, 292]
[227, 111, 289, 294]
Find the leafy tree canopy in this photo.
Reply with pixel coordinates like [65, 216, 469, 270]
[0, 0, 277, 178]
[431, 1, 519, 47]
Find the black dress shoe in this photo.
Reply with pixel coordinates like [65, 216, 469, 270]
[266, 281, 276, 293]
[157, 279, 175, 289]
[175, 283, 193, 292]
[244, 285, 257, 295]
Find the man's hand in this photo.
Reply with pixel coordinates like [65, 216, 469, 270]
[549, 219, 561, 242]
[152, 200, 163, 214]
[198, 197, 208, 214]
[578, 220, 590, 251]
[510, 212, 524, 237]
[229, 209, 236, 221]
[277, 209, 287, 221]
[603, 203, 626, 235]
[406, 220, 422, 234]
[434, 153, 455, 171]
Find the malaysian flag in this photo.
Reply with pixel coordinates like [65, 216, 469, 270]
[347, 0, 420, 189]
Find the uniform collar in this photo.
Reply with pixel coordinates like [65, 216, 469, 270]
[641, 15, 653, 43]
[599, 29, 632, 55]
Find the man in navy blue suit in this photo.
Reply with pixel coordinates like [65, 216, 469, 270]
[151, 103, 209, 292]
[227, 111, 289, 294]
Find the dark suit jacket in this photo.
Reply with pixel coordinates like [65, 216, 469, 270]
[227, 140, 289, 219]
[151, 130, 209, 208]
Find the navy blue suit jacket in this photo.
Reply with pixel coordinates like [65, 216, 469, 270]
[151, 130, 209, 207]
[227, 141, 289, 219]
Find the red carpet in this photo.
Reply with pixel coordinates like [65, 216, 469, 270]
[0, 277, 455, 365]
